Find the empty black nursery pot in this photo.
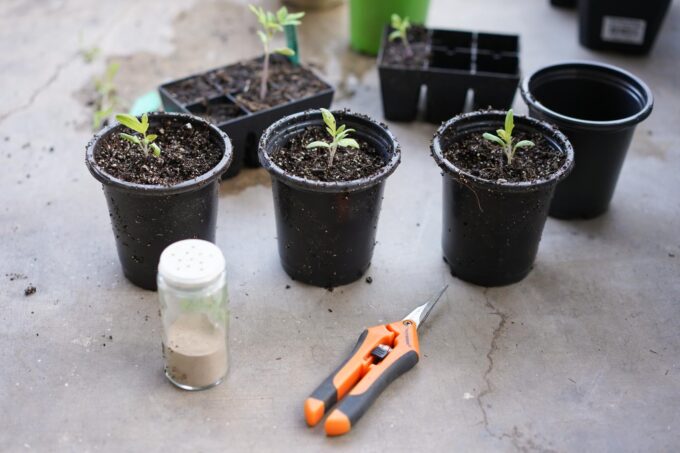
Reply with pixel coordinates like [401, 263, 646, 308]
[521, 61, 653, 219]
[259, 110, 400, 287]
[431, 111, 574, 286]
[86, 112, 233, 290]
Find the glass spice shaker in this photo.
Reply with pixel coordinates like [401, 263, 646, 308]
[157, 239, 229, 391]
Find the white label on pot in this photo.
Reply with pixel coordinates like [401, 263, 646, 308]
[601, 16, 646, 44]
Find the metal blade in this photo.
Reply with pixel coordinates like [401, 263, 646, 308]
[402, 285, 449, 330]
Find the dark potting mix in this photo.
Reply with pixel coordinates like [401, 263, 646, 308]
[270, 126, 387, 182]
[165, 57, 328, 114]
[382, 25, 430, 69]
[95, 117, 222, 186]
[442, 130, 566, 183]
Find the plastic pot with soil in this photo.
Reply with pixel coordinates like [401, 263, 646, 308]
[378, 25, 520, 123]
[349, 0, 430, 56]
[259, 109, 400, 287]
[160, 56, 333, 179]
[86, 112, 233, 290]
[521, 61, 653, 219]
[431, 110, 574, 287]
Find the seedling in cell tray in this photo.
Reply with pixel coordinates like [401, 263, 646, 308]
[389, 14, 412, 57]
[249, 5, 305, 100]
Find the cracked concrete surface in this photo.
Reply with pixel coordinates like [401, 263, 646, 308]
[1, 0, 679, 451]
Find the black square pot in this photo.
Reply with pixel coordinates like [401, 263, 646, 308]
[377, 26, 521, 124]
[159, 56, 334, 178]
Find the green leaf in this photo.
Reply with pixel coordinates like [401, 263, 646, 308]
[257, 30, 268, 44]
[150, 143, 161, 157]
[249, 5, 264, 21]
[281, 18, 302, 26]
[513, 140, 535, 151]
[116, 114, 143, 133]
[146, 134, 158, 142]
[306, 141, 330, 149]
[287, 12, 305, 20]
[504, 109, 514, 137]
[496, 129, 509, 142]
[389, 30, 402, 41]
[391, 14, 400, 28]
[268, 22, 283, 32]
[336, 124, 346, 135]
[106, 62, 120, 79]
[483, 133, 505, 146]
[119, 132, 141, 144]
[276, 6, 288, 22]
[320, 108, 335, 134]
[337, 138, 360, 149]
[275, 47, 295, 56]
[140, 113, 149, 134]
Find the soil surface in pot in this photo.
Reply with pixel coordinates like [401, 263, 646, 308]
[270, 126, 386, 182]
[94, 117, 222, 185]
[215, 58, 328, 113]
[193, 99, 245, 124]
[442, 131, 565, 183]
[382, 26, 430, 69]
[165, 77, 222, 104]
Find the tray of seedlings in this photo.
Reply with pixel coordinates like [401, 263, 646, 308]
[159, 6, 334, 177]
[378, 15, 521, 123]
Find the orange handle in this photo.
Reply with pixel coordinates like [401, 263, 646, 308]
[304, 321, 420, 436]
[324, 321, 419, 436]
[304, 324, 395, 426]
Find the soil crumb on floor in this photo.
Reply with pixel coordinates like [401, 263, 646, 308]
[24, 285, 37, 296]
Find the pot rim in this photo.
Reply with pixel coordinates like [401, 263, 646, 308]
[520, 60, 654, 131]
[85, 111, 233, 195]
[258, 109, 401, 193]
[430, 110, 574, 192]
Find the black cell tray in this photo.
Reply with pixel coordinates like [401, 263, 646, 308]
[159, 56, 334, 178]
[378, 27, 521, 123]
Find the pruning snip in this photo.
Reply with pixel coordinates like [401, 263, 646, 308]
[304, 285, 448, 436]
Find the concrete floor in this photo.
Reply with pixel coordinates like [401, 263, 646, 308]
[1, 0, 679, 451]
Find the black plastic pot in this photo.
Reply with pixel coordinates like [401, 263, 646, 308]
[550, 0, 576, 8]
[378, 27, 520, 123]
[159, 55, 334, 178]
[430, 111, 574, 286]
[86, 112, 233, 290]
[521, 61, 653, 219]
[259, 110, 400, 287]
[579, 0, 671, 55]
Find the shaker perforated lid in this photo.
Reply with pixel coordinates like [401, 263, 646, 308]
[158, 239, 226, 289]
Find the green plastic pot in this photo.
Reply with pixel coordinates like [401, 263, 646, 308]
[350, 0, 430, 55]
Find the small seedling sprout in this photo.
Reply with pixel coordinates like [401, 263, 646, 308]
[306, 109, 360, 167]
[249, 5, 305, 100]
[93, 62, 120, 130]
[79, 32, 101, 63]
[389, 14, 412, 56]
[482, 109, 535, 165]
[115, 113, 161, 157]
